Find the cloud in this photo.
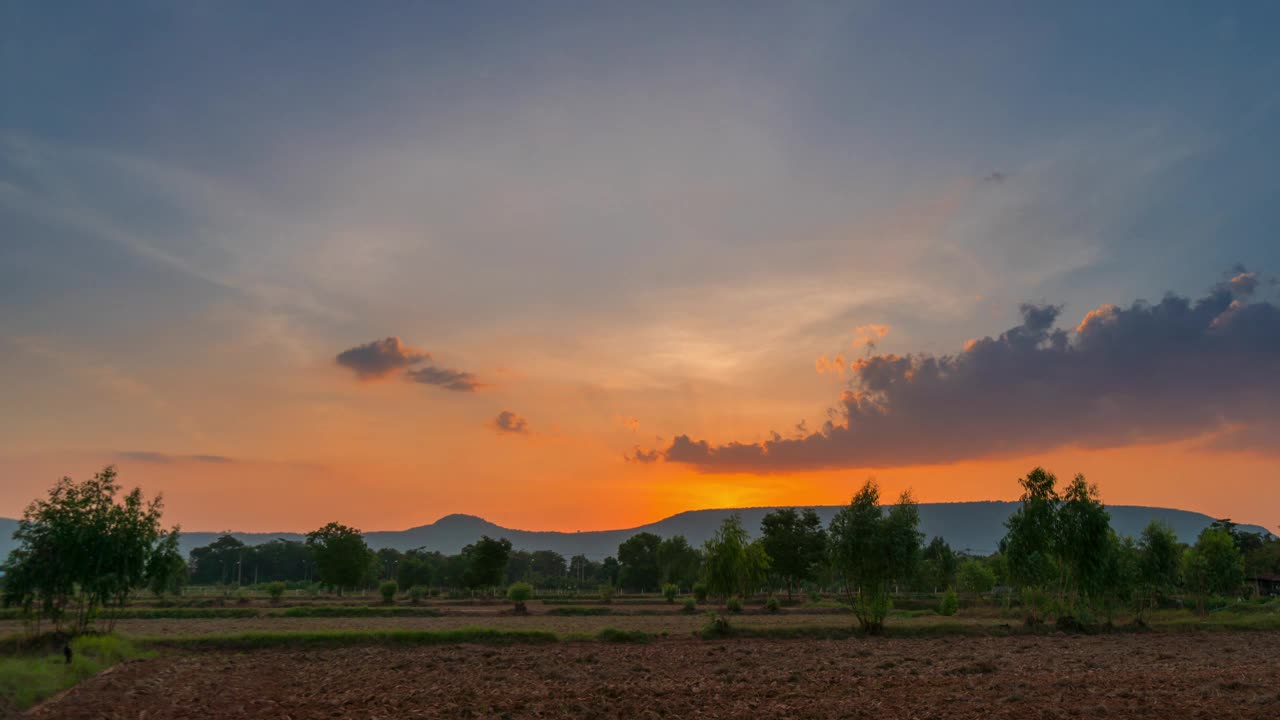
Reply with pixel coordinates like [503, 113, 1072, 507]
[405, 366, 483, 392]
[493, 410, 530, 435]
[646, 271, 1280, 473]
[627, 447, 663, 463]
[336, 337, 483, 391]
[335, 337, 430, 380]
[117, 451, 235, 464]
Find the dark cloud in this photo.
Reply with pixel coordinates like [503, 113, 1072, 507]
[649, 271, 1280, 473]
[118, 451, 234, 464]
[627, 447, 663, 463]
[406, 366, 482, 392]
[335, 337, 430, 380]
[337, 337, 484, 391]
[493, 410, 530, 434]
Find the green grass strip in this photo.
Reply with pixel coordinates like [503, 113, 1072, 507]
[142, 627, 559, 650]
[0, 635, 151, 712]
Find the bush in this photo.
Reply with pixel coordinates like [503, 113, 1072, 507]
[807, 589, 822, 604]
[379, 581, 398, 605]
[726, 596, 743, 614]
[938, 587, 959, 616]
[508, 582, 534, 614]
[235, 589, 251, 606]
[265, 582, 286, 605]
[662, 583, 679, 603]
[693, 582, 709, 603]
[407, 585, 426, 604]
[764, 596, 781, 613]
[700, 612, 733, 638]
[598, 584, 616, 604]
[681, 598, 698, 614]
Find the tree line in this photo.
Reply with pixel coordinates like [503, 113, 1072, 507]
[4, 465, 1278, 635]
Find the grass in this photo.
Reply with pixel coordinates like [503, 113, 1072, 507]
[547, 606, 614, 616]
[0, 635, 151, 712]
[278, 606, 446, 618]
[594, 628, 652, 643]
[143, 627, 560, 650]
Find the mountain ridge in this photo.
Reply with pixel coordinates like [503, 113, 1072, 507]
[1, 503, 1272, 562]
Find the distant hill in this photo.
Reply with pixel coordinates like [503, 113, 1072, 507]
[0, 503, 1270, 562]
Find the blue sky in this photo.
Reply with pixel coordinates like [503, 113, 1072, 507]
[2, 2, 1279, 530]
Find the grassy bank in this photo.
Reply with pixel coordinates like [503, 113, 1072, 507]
[0, 635, 150, 713]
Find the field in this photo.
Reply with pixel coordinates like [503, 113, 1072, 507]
[25, 633, 1280, 719]
[6, 598, 1280, 718]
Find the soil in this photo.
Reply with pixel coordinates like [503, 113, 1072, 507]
[27, 632, 1280, 719]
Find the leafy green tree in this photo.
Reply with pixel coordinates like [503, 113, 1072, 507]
[1098, 532, 1139, 623]
[656, 535, 702, 589]
[530, 550, 568, 586]
[2, 466, 179, 633]
[462, 536, 512, 590]
[1056, 474, 1112, 609]
[919, 536, 959, 592]
[1000, 467, 1060, 591]
[188, 535, 246, 585]
[146, 530, 187, 598]
[305, 522, 373, 595]
[827, 480, 922, 633]
[1136, 521, 1181, 609]
[617, 532, 662, 592]
[1182, 528, 1245, 613]
[759, 508, 827, 601]
[956, 558, 996, 595]
[396, 550, 439, 590]
[702, 515, 770, 604]
[599, 556, 621, 587]
[379, 580, 398, 603]
[507, 581, 534, 613]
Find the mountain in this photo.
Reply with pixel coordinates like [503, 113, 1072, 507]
[1, 503, 1270, 561]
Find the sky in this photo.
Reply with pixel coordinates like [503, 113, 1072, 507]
[2, 2, 1279, 534]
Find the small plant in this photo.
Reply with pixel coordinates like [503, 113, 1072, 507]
[598, 583, 616, 604]
[693, 582, 709, 603]
[235, 589, 251, 606]
[662, 583, 679, 603]
[681, 597, 698, 614]
[700, 611, 733, 638]
[407, 585, 426, 604]
[807, 589, 821, 604]
[508, 582, 534, 614]
[939, 587, 959, 617]
[765, 595, 781, 613]
[726, 596, 743, 614]
[266, 582, 286, 605]
[378, 580, 398, 605]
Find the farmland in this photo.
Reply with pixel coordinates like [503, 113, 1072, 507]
[25, 631, 1280, 719]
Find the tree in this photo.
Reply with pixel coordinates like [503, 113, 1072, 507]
[1056, 474, 1112, 610]
[956, 558, 996, 595]
[305, 522, 372, 595]
[702, 514, 770, 604]
[145, 530, 187, 598]
[617, 532, 662, 592]
[2, 466, 179, 633]
[827, 480, 922, 633]
[462, 536, 512, 590]
[1136, 521, 1181, 609]
[759, 508, 827, 601]
[188, 535, 246, 585]
[656, 535, 702, 590]
[919, 536, 959, 592]
[1000, 467, 1060, 591]
[1182, 528, 1245, 613]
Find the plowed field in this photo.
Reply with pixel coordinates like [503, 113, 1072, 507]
[28, 632, 1280, 719]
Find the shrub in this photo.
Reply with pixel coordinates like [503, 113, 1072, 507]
[508, 582, 534, 614]
[807, 589, 821, 604]
[235, 589, 251, 606]
[598, 584, 616, 604]
[693, 582, 709, 603]
[379, 581, 398, 605]
[765, 596, 781, 613]
[407, 585, 426, 604]
[700, 611, 733, 638]
[938, 587, 959, 616]
[681, 598, 698, 614]
[726, 596, 743, 614]
[266, 582, 286, 605]
[662, 583, 679, 603]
